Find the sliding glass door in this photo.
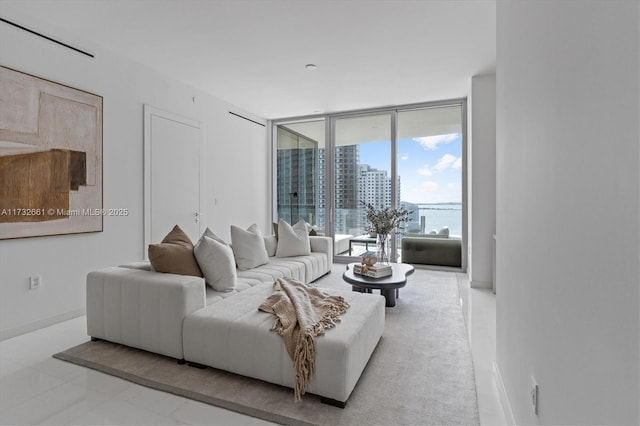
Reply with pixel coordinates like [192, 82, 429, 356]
[331, 113, 393, 258]
[397, 106, 463, 238]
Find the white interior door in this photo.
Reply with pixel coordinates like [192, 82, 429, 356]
[144, 105, 202, 255]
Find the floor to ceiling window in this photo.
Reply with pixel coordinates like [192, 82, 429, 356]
[273, 100, 465, 266]
[333, 113, 393, 242]
[397, 106, 463, 237]
[275, 120, 325, 231]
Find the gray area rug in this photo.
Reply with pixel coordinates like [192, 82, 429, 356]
[54, 267, 479, 425]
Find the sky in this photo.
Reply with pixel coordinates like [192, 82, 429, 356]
[360, 133, 462, 204]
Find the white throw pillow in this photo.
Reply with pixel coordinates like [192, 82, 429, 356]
[263, 235, 278, 257]
[200, 227, 227, 245]
[194, 236, 236, 292]
[276, 219, 311, 257]
[230, 224, 270, 270]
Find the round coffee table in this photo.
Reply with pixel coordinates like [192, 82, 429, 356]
[343, 262, 415, 307]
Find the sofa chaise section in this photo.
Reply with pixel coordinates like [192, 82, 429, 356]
[182, 284, 385, 406]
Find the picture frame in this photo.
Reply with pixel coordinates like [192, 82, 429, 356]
[0, 66, 103, 240]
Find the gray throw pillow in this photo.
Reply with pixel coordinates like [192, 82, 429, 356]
[276, 219, 311, 257]
[230, 224, 269, 270]
[194, 236, 236, 292]
[264, 235, 278, 257]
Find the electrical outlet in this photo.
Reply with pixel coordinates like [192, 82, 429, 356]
[530, 377, 538, 415]
[29, 275, 41, 290]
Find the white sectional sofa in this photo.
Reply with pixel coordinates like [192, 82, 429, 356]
[86, 235, 385, 406]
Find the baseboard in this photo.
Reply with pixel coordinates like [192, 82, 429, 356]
[494, 361, 516, 426]
[470, 279, 492, 289]
[412, 264, 465, 273]
[0, 308, 85, 341]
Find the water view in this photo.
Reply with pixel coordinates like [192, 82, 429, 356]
[415, 203, 462, 236]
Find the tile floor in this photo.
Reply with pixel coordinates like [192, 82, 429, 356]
[0, 272, 506, 425]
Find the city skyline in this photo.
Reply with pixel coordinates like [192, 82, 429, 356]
[359, 133, 462, 204]
[276, 127, 462, 235]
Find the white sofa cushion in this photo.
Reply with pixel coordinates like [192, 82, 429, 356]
[204, 249, 330, 306]
[276, 219, 311, 257]
[230, 224, 269, 271]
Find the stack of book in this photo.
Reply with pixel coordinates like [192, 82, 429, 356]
[353, 263, 392, 278]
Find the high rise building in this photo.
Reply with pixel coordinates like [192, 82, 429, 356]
[276, 127, 317, 224]
[279, 141, 398, 236]
[358, 164, 400, 209]
[316, 144, 360, 234]
[357, 163, 400, 233]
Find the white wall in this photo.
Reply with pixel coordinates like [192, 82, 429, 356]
[469, 74, 496, 288]
[0, 12, 269, 338]
[496, 1, 639, 424]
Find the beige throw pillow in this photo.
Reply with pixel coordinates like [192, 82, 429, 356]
[230, 224, 270, 270]
[276, 219, 311, 257]
[148, 225, 203, 277]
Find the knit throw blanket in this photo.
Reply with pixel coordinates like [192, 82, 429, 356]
[259, 278, 350, 401]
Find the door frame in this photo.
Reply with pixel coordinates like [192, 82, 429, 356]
[143, 104, 203, 257]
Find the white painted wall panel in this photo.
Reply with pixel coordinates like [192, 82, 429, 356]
[496, 1, 639, 424]
[207, 112, 270, 241]
[469, 74, 496, 288]
[0, 12, 267, 338]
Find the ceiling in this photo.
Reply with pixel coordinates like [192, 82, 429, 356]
[0, 0, 496, 120]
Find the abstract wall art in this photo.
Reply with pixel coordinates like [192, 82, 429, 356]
[0, 66, 103, 239]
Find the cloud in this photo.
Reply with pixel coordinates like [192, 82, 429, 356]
[417, 154, 461, 176]
[447, 182, 459, 189]
[413, 133, 458, 150]
[421, 181, 439, 191]
[417, 166, 432, 176]
[434, 154, 459, 171]
[400, 154, 409, 161]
